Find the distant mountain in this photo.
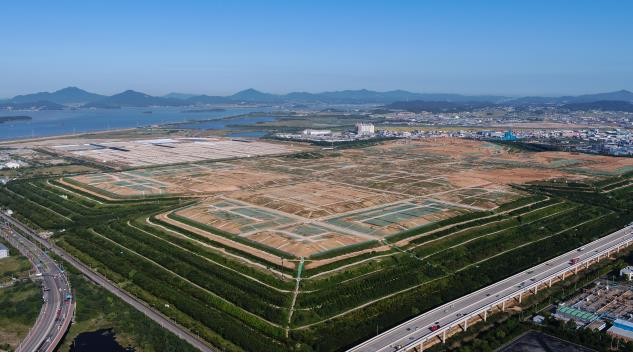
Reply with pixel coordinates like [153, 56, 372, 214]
[311, 89, 409, 103]
[6, 87, 633, 108]
[186, 95, 236, 105]
[0, 100, 65, 110]
[506, 90, 633, 106]
[164, 92, 199, 100]
[82, 90, 188, 108]
[503, 96, 560, 105]
[229, 88, 281, 102]
[283, 89, 507, 104]
[562, 100, 633, 112]
[0, 87, 517, 106]
[306, 90, 507, 104]
[384, 100, 493, 113]
[11, 87, 105, 105]
[569, 90, 633, 103]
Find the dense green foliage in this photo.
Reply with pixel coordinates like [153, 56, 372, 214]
[309, 240, 380, 259]
[1, 173, 631, 351]
[63, 270, 196, 351]
[0, 280, 42, 351]
[0, 281, 41, 326]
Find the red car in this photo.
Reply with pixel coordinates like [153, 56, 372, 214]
[429, 324, 440, 331]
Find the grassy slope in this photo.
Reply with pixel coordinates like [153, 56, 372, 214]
[0, 255, 32, 283]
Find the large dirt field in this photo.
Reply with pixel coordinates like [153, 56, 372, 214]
[61, 137, 633, 263]
[228, 181, 407, 219]
[64, 162, 293, 198]
[46, 137, 300, 168]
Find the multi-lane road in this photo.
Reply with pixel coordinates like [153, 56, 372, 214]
[350, 224, 633, 352]
[0, 212, 214, 352]
[2, 221, 73, 352]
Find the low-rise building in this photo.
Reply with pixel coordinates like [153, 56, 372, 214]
[586, 320, 607, 331]
[0, 243, 9, 259]
[302, 129, 332, 136]
[607, 319, 633, 342]
[554, 305, 600, 325]
[621, 266, 633, 281]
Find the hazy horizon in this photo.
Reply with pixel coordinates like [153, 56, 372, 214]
[2, 0, 632, 98]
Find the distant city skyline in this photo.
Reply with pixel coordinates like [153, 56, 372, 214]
[1, 0, 632, 98]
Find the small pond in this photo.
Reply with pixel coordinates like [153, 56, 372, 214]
[69, 328, 134, 352]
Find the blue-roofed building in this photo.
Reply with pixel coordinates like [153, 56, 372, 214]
[502, 130, 517, 141]
[614, 319, 633, 332]
[607, 319, 633, 341]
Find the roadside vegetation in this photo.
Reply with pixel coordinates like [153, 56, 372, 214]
[0, 281, 41, 351]
[58, 266, 196, 352]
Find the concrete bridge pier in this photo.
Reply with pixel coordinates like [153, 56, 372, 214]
[413, 340, 423, 352]
[516, 292, 522, 303]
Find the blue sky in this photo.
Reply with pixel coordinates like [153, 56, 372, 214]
[1, 0, 632, 97]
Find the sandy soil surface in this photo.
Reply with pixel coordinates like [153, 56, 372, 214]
[155, 212, 296, 269]
[54, 137, 633, 270]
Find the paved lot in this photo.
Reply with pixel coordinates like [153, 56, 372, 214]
[499, 330, 593, 352]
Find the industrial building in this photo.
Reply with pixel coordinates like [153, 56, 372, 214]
[554, 305, 601, 326]
[302, 129, 332, 136]
[0, 243, 9, 259]
[607, 319, 633, 342]
[355, 122, 375, 136]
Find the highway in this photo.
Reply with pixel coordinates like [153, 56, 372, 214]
[0, 212, 215, 352]
[349, 224, 633, 352]
[2, 221, 74, 352]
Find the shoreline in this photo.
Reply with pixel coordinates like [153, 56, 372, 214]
[0, 108, 279, 145]
[0, 127, 140, 145]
